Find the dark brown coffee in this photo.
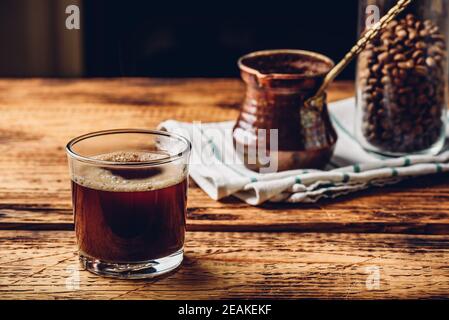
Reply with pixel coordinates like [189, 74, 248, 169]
[71, 151, 187, 263]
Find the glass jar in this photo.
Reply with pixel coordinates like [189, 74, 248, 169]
[356, 0, 448, 156]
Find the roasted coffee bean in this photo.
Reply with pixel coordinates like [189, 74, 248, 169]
[378, 52, 390, 64]
[416, 57, 425, 65]
[359, 14, 446, 153]
[408, 30, 418, 40]
[371, 64, 381, 74]
[397, 29, 408, 39]
[381, 76, 390, 85]
[415, 65, 429, 77]
[412, 50, 424, 59]
[415, 41, 427, 49]
[398, 60, 414, 69]
[394, 53, 407, 61]
[426, 57, 436, 68]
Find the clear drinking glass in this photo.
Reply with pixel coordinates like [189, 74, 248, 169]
[66, 129, 191, 279]
[356, 0, 448, 156]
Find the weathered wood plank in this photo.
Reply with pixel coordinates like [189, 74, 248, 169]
[2, 175, 449, 234]
[1, 79, 449, 234]
[0, 230, 448, 300]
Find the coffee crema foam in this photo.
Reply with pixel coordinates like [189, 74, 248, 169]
[72, 151, 186, 192]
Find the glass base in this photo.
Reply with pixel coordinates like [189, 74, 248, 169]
[362, 139, 445, 158]
[79, 249, 183, 279]
[357, 131, 446, 158]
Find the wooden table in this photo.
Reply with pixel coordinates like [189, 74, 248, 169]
[0, 79, 448, 300]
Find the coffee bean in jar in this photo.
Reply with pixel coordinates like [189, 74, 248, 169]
[356, 11, 448, 155]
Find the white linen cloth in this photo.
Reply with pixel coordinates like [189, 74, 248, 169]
[159, 98, 449, 205]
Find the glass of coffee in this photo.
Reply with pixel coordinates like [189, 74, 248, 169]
[66, 129, 191, 279]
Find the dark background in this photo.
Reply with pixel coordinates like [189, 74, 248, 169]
[0, 0, 360, 78]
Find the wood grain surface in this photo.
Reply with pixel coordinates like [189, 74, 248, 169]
[1, 230, 449, 300]
[0, 79, 448, 300]
[0, 79, 448, 234]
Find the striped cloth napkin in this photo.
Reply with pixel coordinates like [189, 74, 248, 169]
[159, 98, 449, 205]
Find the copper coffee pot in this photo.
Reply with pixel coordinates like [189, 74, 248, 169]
[233, 49, 337, 172]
